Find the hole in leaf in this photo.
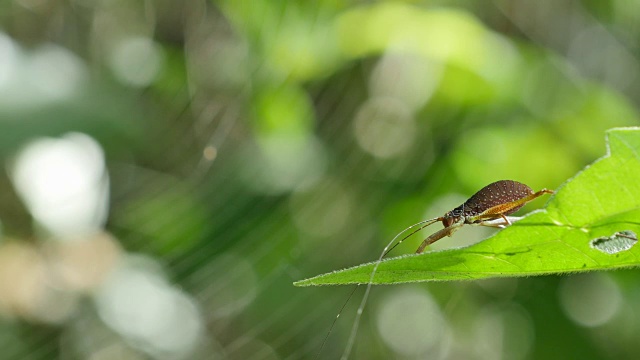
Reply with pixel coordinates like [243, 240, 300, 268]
[590, 230, 637, 254]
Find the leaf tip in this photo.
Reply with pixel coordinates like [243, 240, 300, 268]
[293, 279, 310, 287]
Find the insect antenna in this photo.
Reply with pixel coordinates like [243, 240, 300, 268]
[339, 216, 443, 360]
[314, 286, 359, 360]
[315, 217, 441, 359]
[382, 217, 443, 257]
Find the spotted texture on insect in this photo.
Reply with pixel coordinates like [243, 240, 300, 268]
[457, 180, 533, 216]
[414, 180, 554, 253]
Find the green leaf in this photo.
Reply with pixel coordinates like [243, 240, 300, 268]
[294, 127, 640, 286]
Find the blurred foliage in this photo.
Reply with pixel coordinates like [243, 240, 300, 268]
[0, 1, 640, 360]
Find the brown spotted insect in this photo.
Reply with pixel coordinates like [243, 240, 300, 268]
[316, 180, 554, 360]
[322, 180, 554, 360]
[383, 180, 554, 257]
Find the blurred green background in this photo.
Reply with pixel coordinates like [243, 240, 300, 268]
[0, 0, 639, 359]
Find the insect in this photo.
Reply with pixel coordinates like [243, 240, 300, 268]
[385, 180, 555, 256]
[325, 180, 554, 360]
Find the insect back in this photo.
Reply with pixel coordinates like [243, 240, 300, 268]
[454, 180, 535, 222]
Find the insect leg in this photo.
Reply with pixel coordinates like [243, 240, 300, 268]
[473, 213, 512, 228]
[416, 222, 463, 254]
